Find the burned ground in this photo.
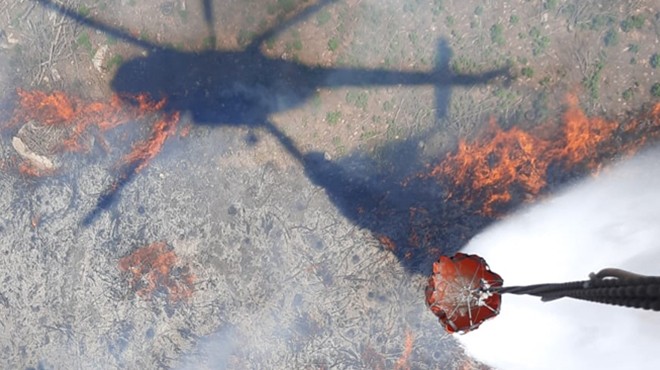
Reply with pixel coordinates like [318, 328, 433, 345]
[0, 0, 659, 369]
[0, 123, 477, 369]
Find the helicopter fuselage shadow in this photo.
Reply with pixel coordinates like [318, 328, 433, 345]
[35, 0, 506, 269]
[299, 142, 492, 275]
[82, 42, 506, 225]
[110, 47, 507, 126]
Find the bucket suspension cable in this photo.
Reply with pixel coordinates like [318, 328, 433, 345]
[489, 268, 660, 311]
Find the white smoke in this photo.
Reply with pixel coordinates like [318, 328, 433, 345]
[457, 146, 660, 370]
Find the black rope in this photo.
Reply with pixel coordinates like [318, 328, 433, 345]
[490, 269, 660, 312]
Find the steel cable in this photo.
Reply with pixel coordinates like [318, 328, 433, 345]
[490, 270, 660, 311]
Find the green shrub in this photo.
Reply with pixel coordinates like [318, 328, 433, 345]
[529, 26, 550, 55]
[265, 37, 276, 49]
[277, 0, 296, 13]
[532, 36, 549, 56]
[76, 32, 93, 54]
[106, 54, 124, 69]
[77, 5, 91, 17]
[539, 76, 551, 86]
[328, 37, 339, 51]
[433, 0, 444, 15]
[603, 28, 618, 47]
[544, 0, 557, 10]
[651, 53, 660, 69]
[203, 36, 216, 49]
[529, 27, 541, 39]
[620, 15, 644, 32]
[408, 32, 418, 44]
[139, 30, 149, 41]
[178, 9, 189, 23]
[583, 61, 605, 99]
[450, 56, 478, 74]
[490, 24, 505, 46]
[316, 10, 331, 26]
[622, 88, 634, 101]
[651, 83, 660, 97]
[521, 66, 534, 78]
[561, 4, 576, 17]
[346, 91, 368, 109]
[532, 92, 549, 120]
[589, 15, 614, 31]
[326, 111, 341, 125]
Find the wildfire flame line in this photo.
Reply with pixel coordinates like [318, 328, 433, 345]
[120, 111, 180, 174]
[426, 96, 660, 215]
[3, 89, 180, 178]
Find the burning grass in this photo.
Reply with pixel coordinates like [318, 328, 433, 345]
[2, 89, 180, 179]
[18, 160, 55, 177]
[425, 96, 660, 215]
[378, 97, 660, 266]
[120, 111, 180, 174]
[394, 330, 414, 370]
[11, 89, 126, 151]
[119, 241, 195, 302]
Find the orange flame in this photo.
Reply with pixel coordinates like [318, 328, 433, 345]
[120, 112, 180, 173]
[18, 161, 54, 177]
[3, 89, 181, 178]
[118, 241, 195, 302]
[10, 89, 129, 152]
[377, 235, 397, 252]
[394, 330, 414, 370]
[15, 89, 175, 151]
[429, 96, 660, 215]
[12, 89, 77, 125]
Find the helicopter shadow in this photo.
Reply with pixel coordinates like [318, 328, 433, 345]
[36, 0, 506, 131]
[36, 0, 507, 270]
[294, 136, 493, 275]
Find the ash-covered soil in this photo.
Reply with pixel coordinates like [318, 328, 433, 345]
[0, 124, 471, 369]
[1, 0, 658, 369]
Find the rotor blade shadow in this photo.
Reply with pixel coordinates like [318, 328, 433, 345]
[248, 0, 340, 51]
[34, 0, 160, 51]
[81, 158, 143, 226]
[435, 39, 453, 120]
[201, 0, 216, 49]
[34, 0, 509, 230]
